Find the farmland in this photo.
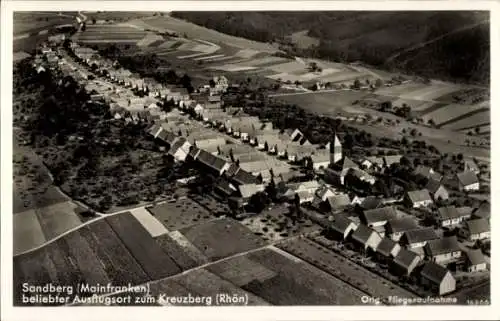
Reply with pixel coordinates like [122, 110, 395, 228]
[277, 237, 416, 301]
[73, 25, 147, 43]
[179, 218, 266, 261]
[146, 197, 215, 231]
[14, 12, 76, 36]
[421, 103, 488, 127]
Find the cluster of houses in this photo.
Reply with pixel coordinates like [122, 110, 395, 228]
[39, 39, 490, 298]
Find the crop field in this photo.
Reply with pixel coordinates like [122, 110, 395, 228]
[76, 25, 147, 43]
[399, 83, 462, 101]
[238, 248, 364, 305]
[179, 218, 266, 261]
[141, 15, 277, 52]
[136, 33, 164, 47]
[210, 64, 259, 72]
[375, 83, 429, 97]
[84, 12, 157, 22]
[130, 207, 169, 237]
[267, 61, 308, 74]
[316, 70, 368, 84]
[146, 198, 214, 231]
[421, 103, 488, 126]
[155, 233, 200, 270]
[167, 230, 210, 264]
[33, 201, 82, 241]
[444, 110, 490, 131]
[105, 213, 181, 280]
[278, 237, 416, 301]
[276, 91, 370, 116]
[206, 255, 277, 287]
[13, 209, 47, 255]
[390, 98, 431, 110]
[244, 56, 289, 67]
[458, 124, 490, 136]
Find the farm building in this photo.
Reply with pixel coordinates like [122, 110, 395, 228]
[426, 179, 449, 201]
[420, 262, 456, 295]
[350, 224, 382, 253]
[465, 249, 487, 273]
[457, 171, 480, 192]
[472, 201, 490, 220]
[404, 189, 433, 208]
[401, 227, 439, 249]
[375, 238, 401, 262]
[391, 248, 421, 276]
[328, 215, 358, 240]
[460, 218, 490, 241]
[385, 217, 419, 241]
[437, 206, 471, 228]
[424, 236, 462, 265]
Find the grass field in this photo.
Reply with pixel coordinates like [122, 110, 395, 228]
[421, 103, 487, 126]
[146, 198, 214, 231]
[14, 12, 75, 35]
[443, 110, 490, 131]
[130, 207, 169, 237]
[34, 201, 82, 240]
[179, 218, 266, 261]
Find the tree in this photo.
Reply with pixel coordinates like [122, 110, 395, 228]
[248, 191, 268, 213]
[475, 126, 480, 134]
[375, 79, 384, 88]
[353, 79, 361, 90]
[92, 18, 96, 24]
[209, 79, 216, 88]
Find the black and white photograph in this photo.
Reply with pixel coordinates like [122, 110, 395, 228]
[1, 1, 498, 320]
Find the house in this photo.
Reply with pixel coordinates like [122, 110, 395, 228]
[359, 196, 383, 211]
[348, 168, 376, 185]
[315, 185, 336, 202]
[167, 137, 192, 162]
[230, 168, 260, 186]
[195, 150, 231, 175]
[311, 152, 331, 171]
[464, 158, 480, 174]
[385, 217, 419, 241]
[361, 206, 399, 229]
[391, 248, 421, 276]
[401, 228, 439, 249]
[465, 249, 487, 273]
[214, 179, 238, 198]
[350, 224, 382, 252]
[361, 156, 384, 171]
[426, 179, 449, 201]
[420, 262, 456, 295]
[326, 194, 351, 212]
[437, 206, 471, 228]
[287, 128, 305, 142]
[238, 183, 265, 202]
[472, 201, 490, 220]
[460, 218, 490, 241]
[424, 236, 462, 265]
[328, 215, 358, 240]
[457, 171, 480, 191]
[383, 155, 402, 168]
[404, 189, 433, 208]
[375, 238, 401, 261]
[414, 165, 442, 182]
[296, 190, 315, 204]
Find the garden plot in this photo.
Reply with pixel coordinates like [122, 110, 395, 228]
[444, 110, 491, 131]
[422, 103, 488, 126]
[34, 201, 82, 241]
[13, 209, 47, 255]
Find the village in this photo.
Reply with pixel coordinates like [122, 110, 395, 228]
[24, 32, 491, 302]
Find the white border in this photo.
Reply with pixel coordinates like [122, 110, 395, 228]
[1, 1, 498, 320]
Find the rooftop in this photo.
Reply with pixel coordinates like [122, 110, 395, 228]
[403, 227, 439, 244]
[420, 261, 450, 284]
[393, 248, 419, 269]
[376, 238, 400, 257]
[465, 218, 490, 235]
[457, 171, 479, 186]
[425, 236, 461, 256]
[466, 249, 486, 266]
[407, 189, 432, 203]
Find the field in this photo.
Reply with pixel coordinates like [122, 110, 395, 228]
[74, 25, 147, 43]
[13, 209, 47, 255]
[421, 103, 488, 127]
[33, 201, 83, 240]
[278, 237, 416, 301]
[179, 218, 266, 261]
[146, 198, 215, 231]
[129, 207, 169, 237]
[443, 110, 490, 131]
[138, 15, 277, 52]
[241, 205, 320, 242]
[14, 12, 75, 36]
